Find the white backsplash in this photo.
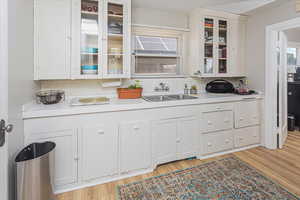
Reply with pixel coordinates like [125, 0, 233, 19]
[40, 78, 243, 98]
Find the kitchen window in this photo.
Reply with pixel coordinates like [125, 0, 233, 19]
[132, 28, 184, 77]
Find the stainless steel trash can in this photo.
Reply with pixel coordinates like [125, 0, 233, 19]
[15, 142, 56, 200]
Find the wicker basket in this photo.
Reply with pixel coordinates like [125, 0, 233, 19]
[117, 88, 143, 99]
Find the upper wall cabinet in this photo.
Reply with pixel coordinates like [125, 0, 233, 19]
[34, 0, 131, 80]
[189, 9, 247, 78]
[34, 0, 72, 80]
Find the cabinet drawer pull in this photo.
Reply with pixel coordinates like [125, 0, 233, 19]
[239, 117, 244, 121]
[225, 139, 230, 144]
[176, 138, 181, 143]
[133, 126, 140, 130]
[239, 137, 244, 141]
[98, 130, 105, 135]
[207, 121, 212, 125]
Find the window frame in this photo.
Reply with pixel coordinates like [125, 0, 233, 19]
[131, 27, 186, 78]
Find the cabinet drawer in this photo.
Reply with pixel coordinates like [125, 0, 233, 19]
[234, 126, 260, 148]
[202, 103, 234, 113]
[202, 130, 234, 155]
[235, 100, 260, 128]
[201, 110, 233, 133]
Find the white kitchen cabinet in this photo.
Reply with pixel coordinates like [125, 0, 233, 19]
[120, 120, 151, 174]
[34, 0, 131, 80]
[152, 119, 178, 165]
[234, 126, 260, 148]
[235, 100, 260, 128]
[177, 117, 199, 160]
[152, 117, 199, 165]
[202, 130, 234, 155]
[34, 0, 72, 80]
[81, 124, 118, 182]
[189, 9, 246, 78]
[201, 110, 233, 133]
[71, 0, 131, 79]
[27, 129, 78, 188]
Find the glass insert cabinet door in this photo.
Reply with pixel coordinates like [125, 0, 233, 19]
[204, 18, 214, 74]
[107, 3, 124, 75]
[218, 20, 227, 74]
[202, 17, 228, 76]
[73, 0, 130, 79]
[103, 0, 130, 78]
[80, 0, 101, 76]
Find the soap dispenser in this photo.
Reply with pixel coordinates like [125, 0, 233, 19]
[184, 84, 189, 95]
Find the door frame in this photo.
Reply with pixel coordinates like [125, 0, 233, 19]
[265, 17, 300, 149]
[0, 0, 9, 199]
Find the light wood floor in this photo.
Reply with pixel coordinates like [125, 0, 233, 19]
[57, 132, 300, 200]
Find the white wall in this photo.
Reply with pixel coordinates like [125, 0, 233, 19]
[132, 7, 189, 29]
[8, 0, 39, 199]
[285, 27, 300, 43]
[245, 0, 300, 92]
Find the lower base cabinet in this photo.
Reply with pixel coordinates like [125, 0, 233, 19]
[177, 117, 200, 160]
[152, 117, 199, 165]
[28, 129, 78, 188]
[152, 119, 178, 165]
[120, 121, 151, 174]
[234, 126, 260, 148]
[82, 124, 118, 182]
[23, 99, 262, 193]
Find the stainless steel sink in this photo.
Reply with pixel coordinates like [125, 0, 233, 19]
[142, 94, 198, 102]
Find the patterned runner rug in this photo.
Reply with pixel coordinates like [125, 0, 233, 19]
[117, 156, 300, 200]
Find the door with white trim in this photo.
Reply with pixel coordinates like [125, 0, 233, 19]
[0, 0, 9, 198]
[278, 31, 288, 148]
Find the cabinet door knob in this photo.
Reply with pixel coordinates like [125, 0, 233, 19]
[207, 142, 212, 147]
[239, 117, 244, 121]
[176, 138, 181, 143]
[225, 139, 230, 144]
[207, 121, 212, 125]
[224, 119, 230, 123]
[133, 126, 140, 130]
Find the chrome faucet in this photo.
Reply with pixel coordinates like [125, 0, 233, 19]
[154, 82, 170, 92]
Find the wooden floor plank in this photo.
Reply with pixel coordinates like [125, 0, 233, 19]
[57, 131, 300, 199]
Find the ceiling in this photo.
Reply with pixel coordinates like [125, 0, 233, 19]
[132, 0, 276, 14]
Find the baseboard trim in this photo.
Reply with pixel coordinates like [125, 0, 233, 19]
[54, 168, 154, 194]
[54, 144, 261, 194]
[200, 144, 261, 160]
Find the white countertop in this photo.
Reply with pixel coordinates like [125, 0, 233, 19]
[23, 93, 264, 119]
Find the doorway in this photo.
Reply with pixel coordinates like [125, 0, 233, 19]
[266, 17, 300, 149]
[284, 29, 300, 133]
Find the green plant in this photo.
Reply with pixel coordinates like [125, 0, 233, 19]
[191, 85, 197, 90]
[128, 80, 142, 89]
